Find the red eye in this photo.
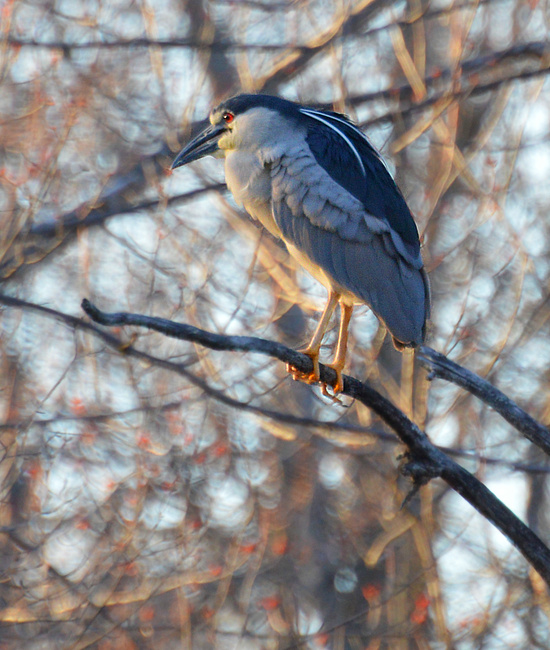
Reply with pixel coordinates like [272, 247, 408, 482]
[222, 112, 234, 124]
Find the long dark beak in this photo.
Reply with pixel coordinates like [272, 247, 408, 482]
[172, 122, 227, 169]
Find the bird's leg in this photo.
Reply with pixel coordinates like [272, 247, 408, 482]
[287, 291, 340, 385]
[324, 302, 353, 394]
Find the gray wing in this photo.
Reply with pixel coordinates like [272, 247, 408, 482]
[269, 149, 429, 346]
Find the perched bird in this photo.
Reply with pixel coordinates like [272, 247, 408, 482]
[172, 94, 429, 392]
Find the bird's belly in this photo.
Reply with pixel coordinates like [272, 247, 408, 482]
[285, 242, 358, 305]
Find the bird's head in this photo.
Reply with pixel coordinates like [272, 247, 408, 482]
[171, 94, 303, 170]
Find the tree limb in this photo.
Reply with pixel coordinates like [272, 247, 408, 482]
[76, 298, 550, 584]
[2, 293, 550, 583]
[418, 346, 550, 455]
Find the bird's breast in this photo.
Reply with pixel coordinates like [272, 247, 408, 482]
[224, 150, 282, 238]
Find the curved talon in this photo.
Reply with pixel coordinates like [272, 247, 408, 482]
[319, 365, 344, 401]
[320, 382, 344, 404]
[327, 366, 344, 394]
[288, 368, 318, 384]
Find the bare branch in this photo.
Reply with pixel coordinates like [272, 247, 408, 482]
[418, 346, 550, 455]
[5, 294, 544, 583]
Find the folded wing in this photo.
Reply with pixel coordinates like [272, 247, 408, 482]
[269, 115, 429, 346]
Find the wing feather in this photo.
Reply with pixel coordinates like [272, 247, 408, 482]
[304, 110, 421, 251]
[270, 151, 429, 345]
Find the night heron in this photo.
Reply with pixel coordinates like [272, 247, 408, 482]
[172, 94, 430, 392]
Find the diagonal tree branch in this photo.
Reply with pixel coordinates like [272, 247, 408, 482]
[52, 298, 550, 578]
[3, 293, 550, 583]
[80, 299, 550, 452]
[418, 347, 550, 455]
[77, 299, 550, 582]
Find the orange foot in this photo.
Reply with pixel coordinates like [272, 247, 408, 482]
[287, 353, 346, 402]
[286, 349, 320, 385]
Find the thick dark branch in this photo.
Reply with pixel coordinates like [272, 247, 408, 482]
[0, 296, 369, 436]
[80, 300, 550, 451]
[77, 298, 550, 582]
[3, 293, 550, 583]
[418, 346, 550, 456]
[81, 298, 310, 373]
